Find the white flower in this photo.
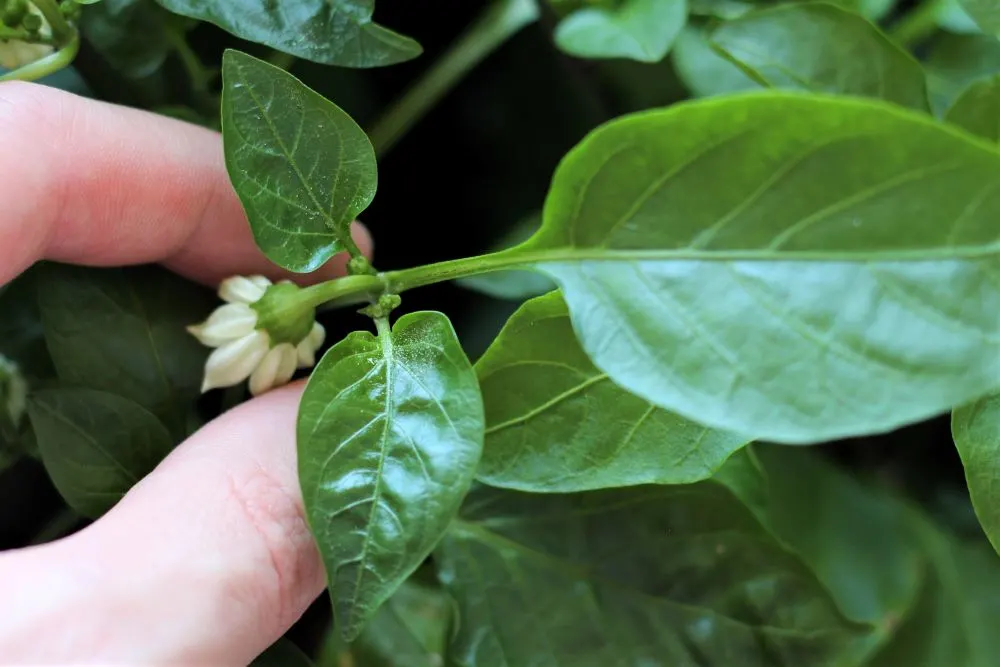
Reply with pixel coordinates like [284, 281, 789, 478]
[0, 41, 53, 70]
[187, 275, 326, 395]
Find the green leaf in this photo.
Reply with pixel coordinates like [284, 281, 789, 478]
[298, 312, 484, 641]
[27, 387, 173, 518]
[35, 264, 213, 439]
[0, 267, 54, 381]
[710, 3, 929, 112]
[750, 447, 925, 647]
[946, 74, 1000, 143]
[925, 32, 1000, 115]
[960, 0, 1000, 35]
[221, 50, 378, 273]
[436, 483, 868, 666]
[80, 0, 174, 79]
[476, 291, 750, 491]
[672, 25, 759, 98]
[555, 0, 687, 63]
[153, 0, 421, 67]
[515, 92, 1000, 444]
[351, 580, 450, 667]
[456, 213, 556, 301]
[252, 638, 314, 667]
[952, 392, 1000, 556]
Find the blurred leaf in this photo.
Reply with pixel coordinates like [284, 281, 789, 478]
[154, 0, 421, 67]
[960, 0, 1000, 35]
[945, 74, 1000, 142]
[0, 267, 54, 382]
[253, 638, 314, 666]
[437, 480, 869, 666]
[80, 0, 173, 79]
[555, 0, 687, 63]
[351, 580, 450, 667]
[476, 291, 749, 491]
[925, 32, 1000, 115]
[35, 264, 213, 439]
[221, 50, 377, 273]
[952, 392, 1000, 556]
[672, 25, 758, 98]
[711, 3, 929, 111]
[456, 213, 556, 301]
[28, 387, 173, 518]
[298, 312, 483, 641]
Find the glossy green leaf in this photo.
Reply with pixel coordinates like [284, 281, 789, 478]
[153, 0, 421, 67]
[946, 75, 1000, 143]
[35, 264, 212, 438]
[436, 482, 868, 667]
[515, 92, 1000, 444]
[27, 387, 173, 518]
[960, 0, 1000, 35]
[925, 32, 1000, 115]
[750, 447, 925, 646]
[476, 291, 750, 491]
[351, 580, 450, 667]
[80, 0, 174, 79]
[711, 3, 929, 111]
[456, 213, 555, 301]
[555, 0, 687, 63]
[252, 638, 314, 667]
[221, 50, 378, 273]
[298, 312, 483, 641]
[952, 392, 1000, 556]
[672, 25, 758, 98]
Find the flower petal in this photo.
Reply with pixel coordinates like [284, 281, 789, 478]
[219, 276, 268, 304]
[249, 344, 286, 396]
[273, 344, 299, 389]
[187, 304, 257, 347]
[296, 339, 316, 369]
[202, 331, 269, 392]
[308, 322, 326, 349]
[248, 275, 272, 292]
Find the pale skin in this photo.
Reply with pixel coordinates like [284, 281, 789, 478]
[0, 81, 374, 664]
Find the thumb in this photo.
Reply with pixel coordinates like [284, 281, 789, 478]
[0, 383, 325, 665]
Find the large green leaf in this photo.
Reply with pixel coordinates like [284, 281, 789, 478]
[946, 75, 1000, 143]
[672, 25, 759, 98]
[507, 92, 1000, 443]
[750, 448, 925, 647]
[154, 0, 420, 67]
[952, 392, 1000, 556]
[436, 481, 868, 666]
[222, 50, 378, 273]
[350, 580, 450, 667]
[555, 0, 687, 63]
[710, 3, 929, 111]
[28, 387, 173, 518]
[476, 291, 749, 491]
[35, 264, 212, 438]
[298, 312, 483, 641]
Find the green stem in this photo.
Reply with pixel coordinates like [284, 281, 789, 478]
[30, 0, 74, 44]
[367, 0, 539, 157]
[888, 0, 943, 49]
[0, 33, 78, 81]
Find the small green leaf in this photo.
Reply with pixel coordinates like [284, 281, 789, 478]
[28, 387, 173, 518]
[153, 0, 421, 67]
[436, 483, 869, 666]
[252, 638, 314, 666]
[925, 32, 1000, 115]
[298, 312, 483, 641]
[476, 291, 749, 491]
[516, 92, 1000, 443]
[946, 74, 1000, 143]
[36, 264, 212, 439]
[960, 0, 1000, 35]
[952, 392, 1000, 556]
[221, 50, 378, 272]
[672, 25, 758, 98]
[80, 0, 174, 79]
[351, 580, 450, 667]
[555, 0, 687, 63]
[711, 3, 929, 111]
[456, 213, 556, 301]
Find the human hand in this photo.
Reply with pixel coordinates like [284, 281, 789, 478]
[0, 81, 372, 665]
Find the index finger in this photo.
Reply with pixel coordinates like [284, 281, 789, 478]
[0, 81, 372, 286]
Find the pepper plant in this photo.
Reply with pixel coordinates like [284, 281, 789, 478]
[4, 0, 1000, 664]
